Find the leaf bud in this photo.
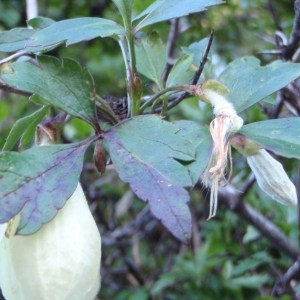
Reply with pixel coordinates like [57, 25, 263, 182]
[93, 140, 107, 175]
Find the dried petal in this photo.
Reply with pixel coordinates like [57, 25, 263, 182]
[201, 89, 244, 219]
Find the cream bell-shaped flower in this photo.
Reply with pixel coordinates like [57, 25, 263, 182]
[0, 183, 101, 300]
[0, 123, 101, 300]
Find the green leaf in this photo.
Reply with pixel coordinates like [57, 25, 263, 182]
[134, 0, 223, 31]
[151, 275, 176, 295]
[112, 0, 134, 27]
[2, 106, 50, 151]
[104, 115, 196, 243]
[182, 38, 212, 67]
[0, 28, 35, 52]
[136, 32, 167, 88]
[173, 120, 212, 184]
[0, 141, 90, 235]
[1, 56, 98, 128]
[218, 57, 300, 113]
[27, 17, 125, 49]
[11, 18, 125, 54]
[232, 252, 270, 276]
[228, 274, 270, 289]
[166, 54, 194, 87]
[238, 118, 300, 159]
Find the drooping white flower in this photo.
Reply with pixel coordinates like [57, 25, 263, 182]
[0, 183, 101, 300]
[200, 89, 244, 219]
[247, 149, 297, 205]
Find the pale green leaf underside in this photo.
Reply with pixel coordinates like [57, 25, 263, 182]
[0, 17, 125, 54]
[239, 118, 300, 159]
[134, 0, 224, 31]
[166, 55, 194, 87]
[136, 33, 167, 89]
[218, 57, 300, 113]
[0, 28, 35, 52]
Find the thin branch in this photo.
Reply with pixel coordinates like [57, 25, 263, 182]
[267, 0, 283, 31]
[218, 184, 300, 260]
[197, 181, 300, 260]
[139, 85, 189, 113]
[156, 30, 215, 112]
[239, 173, 256, 195]
[0, 51, 27, 65]
[289, 0, 300, 52]
[0, 82, 32, 97]
[192, 30, 214, 85]
[271, 90, 285, 119]
[277, 0, 300, 61]
[272, 258, 300, 297]
[162, 18, 180, 85]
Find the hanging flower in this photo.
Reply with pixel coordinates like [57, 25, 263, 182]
[194, 86, 244, 219]
[0, 124, 102, 300]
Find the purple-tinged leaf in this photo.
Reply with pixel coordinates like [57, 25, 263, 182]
[109, 144, 192, 243]
[104, 115, 197, 243]
[0, 141, 90, 235]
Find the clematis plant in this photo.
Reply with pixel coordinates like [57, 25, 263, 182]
[0, 0, 300, 263]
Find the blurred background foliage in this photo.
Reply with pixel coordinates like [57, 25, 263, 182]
[0, 0, 299, 299]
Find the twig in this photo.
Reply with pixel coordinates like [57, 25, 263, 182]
[267, 0, 283, 31]
[191, 30, 214, 85]
[221, 185, 300, 260]
[288, 0, 300, 55]
[162, 19, 180, 85]
[272, 258, 300, 297]
[239, 173, 256, 195]
[158, 30, 215, 112]
[198, 181, 300, 260]
[277, 0, 300, 61]
[0, 51, 27, 65]
[0, 82, 32, 97]
[139, 85, 189, 113]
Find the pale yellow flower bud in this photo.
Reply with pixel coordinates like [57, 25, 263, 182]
[0, 183, 101, 300]
[247, 149, 297, 205]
